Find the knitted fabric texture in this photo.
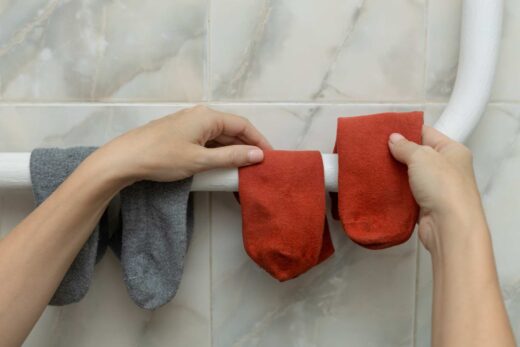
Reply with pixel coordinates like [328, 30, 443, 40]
[30, 147, 107, 305]
[30, 147, 193, 309]
[117, 179, 193, 310]
[331, 112, 423, 249]
[238, 150, 334, 281]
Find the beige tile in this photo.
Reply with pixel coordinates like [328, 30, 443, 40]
[211, 0, 426, 101]
[425, 0, 520, 102]
[0, 0, 206, 102]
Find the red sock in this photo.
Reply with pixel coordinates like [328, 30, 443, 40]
[238, 150, 334, 281]
[332, 112, 423, 249]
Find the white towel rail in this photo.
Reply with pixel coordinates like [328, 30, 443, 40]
[435, 0, 503, 142]
[0, 153, 338, 191]
[0, 0, 504, 191]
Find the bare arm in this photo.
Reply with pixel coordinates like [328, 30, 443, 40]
[0, 106, 271, 347]
[389, 126, 516, 347]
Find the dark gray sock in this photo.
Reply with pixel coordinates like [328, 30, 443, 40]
[30, 147, 109, 305]
[118, 178, 193, 310]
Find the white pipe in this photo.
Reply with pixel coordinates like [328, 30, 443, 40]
[0, 0, 504, 191]
[0, 153, 340, 192]
[434, 0, 503, 142]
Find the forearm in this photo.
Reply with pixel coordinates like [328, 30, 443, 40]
[0, 149, 128, 346]
[430, 207, 516, 347]
[0, 107, 270, 346]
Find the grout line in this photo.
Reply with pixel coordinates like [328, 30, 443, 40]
[414, 0, 430, 343]
[412, 233, 422, 347]
[206, 0, 213, 103]
[0, 101, 443, 107]
[206, 1, 213, 346]
[0, 101, 518, 108]
[484, 99, 520, 104]
[208, 192, 214, 347]
[421, 0, 430, 107]
[0, 102, 198, 107]
[210, 101, 437, 106]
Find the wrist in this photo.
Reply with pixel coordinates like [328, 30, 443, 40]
[81, 149, 136, 193]
[92, 144, 143, 186]
[428, 205, 491, 263]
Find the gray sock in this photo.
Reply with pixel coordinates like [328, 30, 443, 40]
[31, 147, 194, 309]
[107, 193, 123, 259]
[30, 147, 109, 305]
[118, 178, 193, 310]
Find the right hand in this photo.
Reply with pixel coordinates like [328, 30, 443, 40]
[388, 125, 485, 253]
[92, 105, 272, 186]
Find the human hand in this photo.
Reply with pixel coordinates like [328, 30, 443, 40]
[93, 105, 272, 185]
[388, 128, 516, 347]
[388, 125, 485, 253]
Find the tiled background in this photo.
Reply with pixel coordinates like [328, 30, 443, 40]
[0, 0, 519, 346]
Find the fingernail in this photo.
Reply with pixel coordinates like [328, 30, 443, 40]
[248, 149, 264, 163]
[389, 133, 405, 144]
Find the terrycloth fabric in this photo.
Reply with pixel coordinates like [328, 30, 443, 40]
[30, 147, 109, 305]
[331, 112, 423, 249]
[238, 150, 334, 281]
[118, 178, 194, 310]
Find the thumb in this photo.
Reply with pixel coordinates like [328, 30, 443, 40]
[201, 145, 264, 169]
[388, 133, 422, 165]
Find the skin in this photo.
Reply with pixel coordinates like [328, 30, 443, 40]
[0, 106, 272, 347]
[0, 106, 515, 346]
[389, 127, 516, 347]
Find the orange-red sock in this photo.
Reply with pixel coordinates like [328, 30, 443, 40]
[332, 112, 423, 249]
[238, 150, 334, 281]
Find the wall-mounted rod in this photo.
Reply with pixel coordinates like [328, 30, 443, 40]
[0, 153, 340, 192]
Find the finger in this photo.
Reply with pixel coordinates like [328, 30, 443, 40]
[205, 141, 221, 149]
[210, 134, 246, 146]
[200, 145, 264, 169]
[388, 133, 422, 165]
[422, 125, 455, 151]
[208, 110, 273, 150]
[206, 137, 245, 148]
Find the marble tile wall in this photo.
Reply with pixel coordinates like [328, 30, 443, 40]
[0, 0, 518, 346]
[210, 0, 425, 101]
